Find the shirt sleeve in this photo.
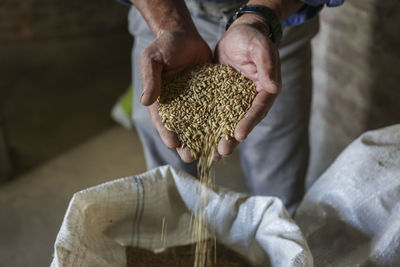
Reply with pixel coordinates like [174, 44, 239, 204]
[282, 0, 344, 27]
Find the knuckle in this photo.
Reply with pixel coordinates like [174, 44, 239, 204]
[139, 48, 151, 65]
[235, 130, 247, 142]
[265, 82, 281, 94]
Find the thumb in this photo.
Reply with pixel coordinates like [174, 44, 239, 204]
[139, 46, 163, 106]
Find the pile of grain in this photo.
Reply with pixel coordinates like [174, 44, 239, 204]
[126, 242, 251, 267]
[159, 64, 256, 158]
[157, 64, 256, 267]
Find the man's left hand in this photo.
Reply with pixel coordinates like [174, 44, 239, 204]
[214, 14, 282, 158]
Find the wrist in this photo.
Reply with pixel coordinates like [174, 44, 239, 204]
[132, 0, 199, 38]
[226, 4, 282, 44]
[157, 27, 200, 40]
[155, 16, 199, 38]
[230, 14, 271, 36]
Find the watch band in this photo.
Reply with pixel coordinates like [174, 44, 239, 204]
[225, 4, 283, 45]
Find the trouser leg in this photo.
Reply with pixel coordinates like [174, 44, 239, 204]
[239, 18, 318, 214]
[129, 6, 233, 176]
[128, 5, 232, 176]
[129, 8, 198, 175]
[128, 4, 318, 214]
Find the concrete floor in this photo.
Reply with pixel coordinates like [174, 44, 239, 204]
[0, 126, 247, 267]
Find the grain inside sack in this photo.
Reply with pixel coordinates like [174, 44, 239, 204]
[126, 242, 251, 267]
[129, 64, 256, 267]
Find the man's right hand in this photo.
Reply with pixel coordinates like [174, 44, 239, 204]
[139, 30, 212, 162]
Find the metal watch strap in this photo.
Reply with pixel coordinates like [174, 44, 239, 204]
[225, 4, 283, 45]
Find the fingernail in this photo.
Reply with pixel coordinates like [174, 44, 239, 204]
[140, 90, 146, 104]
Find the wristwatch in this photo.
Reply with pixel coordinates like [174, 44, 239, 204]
[226, 4, 283, 45]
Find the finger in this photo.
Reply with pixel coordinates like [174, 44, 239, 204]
[217, 137, 239, 156]
[139, 46, 163, 106]
[176, 146, 195, 163]
[213, 149, 222, 161]
[252, 40, 281, 94]
[235, 90, 276, 141]
[148, 102, 180, 149]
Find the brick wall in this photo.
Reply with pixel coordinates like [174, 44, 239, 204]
[307, 0, 400, 185]
[0, 0, 128, 41]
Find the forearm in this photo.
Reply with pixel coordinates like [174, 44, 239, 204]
[130, 0, 198, 37]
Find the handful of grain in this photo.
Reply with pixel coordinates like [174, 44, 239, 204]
[158, 64, 256, 267]
[158, 64, 256, 158]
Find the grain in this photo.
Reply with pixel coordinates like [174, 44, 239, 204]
[158, 64, 256, 155]
[126, 242, 251, 267]
[158, 64, 256, 267]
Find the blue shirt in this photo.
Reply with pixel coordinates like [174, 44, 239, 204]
[118, 0, 344, 27]
[282, 0, 343, 27]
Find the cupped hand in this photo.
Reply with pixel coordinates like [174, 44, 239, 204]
[139, 30, 212, 163]
[214, 14, 282, 157]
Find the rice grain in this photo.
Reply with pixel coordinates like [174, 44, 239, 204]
[158, 64, 256, 267]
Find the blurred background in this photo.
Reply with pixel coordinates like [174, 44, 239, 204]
[0, 0, 399, 266]
[0, 0, 132, 177]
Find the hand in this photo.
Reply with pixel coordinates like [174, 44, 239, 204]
[139, 30, 212, 162]
[214, 14, 281, 158]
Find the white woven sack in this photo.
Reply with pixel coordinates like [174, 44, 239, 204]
[296, 124, 400, 266]
[51, 165, 312, 267]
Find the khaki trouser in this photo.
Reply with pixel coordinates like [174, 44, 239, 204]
[128, 2, 319, 214]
